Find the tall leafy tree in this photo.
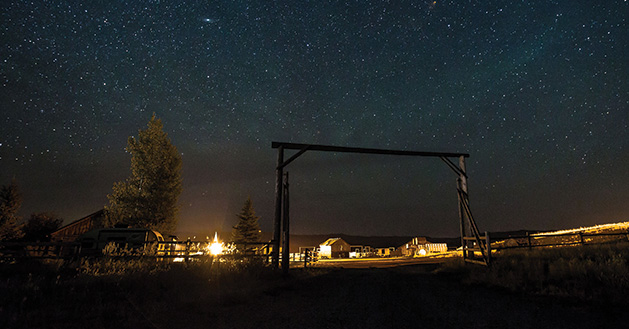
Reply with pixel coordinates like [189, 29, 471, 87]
[0, 179, 24, 241]
[232, 197, 262, 253]
[21, 212, 63, 242]
[105, 114, 183, 234]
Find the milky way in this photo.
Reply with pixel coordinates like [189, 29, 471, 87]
[1, 1, 627, 237]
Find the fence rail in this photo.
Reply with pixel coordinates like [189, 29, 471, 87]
[0, 240, 273, 262]
[488, 230, 629, 251]
[457, 230, 629, 266]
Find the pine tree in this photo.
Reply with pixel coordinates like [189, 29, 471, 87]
[232, 197, 262, 253]
[0, 179, 24, 241]
[105, 114, 183, 235]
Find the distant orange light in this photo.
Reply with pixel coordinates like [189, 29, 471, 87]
[208, 232, 224, 256]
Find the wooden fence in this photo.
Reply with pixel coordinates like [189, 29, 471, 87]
[460, 230, 629, 266]
[490, 230, 629, 250]
[0, 240, 272, 262]
[6, 231, 626, 264]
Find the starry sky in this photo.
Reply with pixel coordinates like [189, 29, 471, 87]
[1, 0, 628, 238]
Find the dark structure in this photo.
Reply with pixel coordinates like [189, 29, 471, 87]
[50, 209, 105, 242]
[271, 142, 489, 273]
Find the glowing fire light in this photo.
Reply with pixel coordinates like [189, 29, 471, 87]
[208, 232, 224, 256]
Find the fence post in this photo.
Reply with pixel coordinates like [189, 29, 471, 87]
[578, 232, 584, 245]
[185, 238, 191, 263]
[526, 232, 532, 250]
[485, 231, 491, 265]
[41, 242, 48, 258]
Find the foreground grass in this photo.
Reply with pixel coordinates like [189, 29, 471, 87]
[440, 242, 629, 303]
[4, 244, 628, 328]
[0, 257, 319, 329]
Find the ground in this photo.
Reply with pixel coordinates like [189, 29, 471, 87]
[4, 259, 627, 328]
[168, 264, 626, 329]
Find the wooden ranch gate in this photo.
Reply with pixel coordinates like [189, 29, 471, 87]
[270, 142, 490, 273]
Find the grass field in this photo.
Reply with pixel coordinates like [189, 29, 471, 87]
[2, 241, 628, 328]
[443, 241, 629, 303]
[0, 256, 290, 329]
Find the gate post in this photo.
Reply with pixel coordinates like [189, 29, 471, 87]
[272, 146, 284, 269]
[458, 155, 468, 260]
[457, 178, 466, 261]
[282, 172, 290, 274]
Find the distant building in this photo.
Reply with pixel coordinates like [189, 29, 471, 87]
[362, 245, 374, 257]
[349, 245, 373, 258]
[50, 210, 105, 242]
[398, 237, 447, 256]
[376, 247, 398, 257]
[319, 237, 351, 258]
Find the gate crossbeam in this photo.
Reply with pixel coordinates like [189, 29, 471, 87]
[272, 142, 469, 158]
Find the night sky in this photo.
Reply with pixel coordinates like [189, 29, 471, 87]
[1, 1, 627, 237]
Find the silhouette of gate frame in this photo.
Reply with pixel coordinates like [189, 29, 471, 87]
[271, 142, 489, 273]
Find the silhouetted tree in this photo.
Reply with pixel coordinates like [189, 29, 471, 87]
[0, 179, 24, 241]
[232, 197, 261, 253]
[105, 114, 182, 234]
[21, 212, 63, 242]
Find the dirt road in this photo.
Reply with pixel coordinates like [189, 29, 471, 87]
[173, 265, 626, 329]
[313, 256, 446, 268]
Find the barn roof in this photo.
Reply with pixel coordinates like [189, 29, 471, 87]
[50, 209, 105, 242]
[320, 237, 347, 246]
